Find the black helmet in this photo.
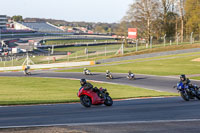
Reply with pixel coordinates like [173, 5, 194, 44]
[80, 79, 86, 86]
[180, 74, 186, 80]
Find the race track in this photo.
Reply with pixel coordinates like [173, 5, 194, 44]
[0, 71, 200, 132]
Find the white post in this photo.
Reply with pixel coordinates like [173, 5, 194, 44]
[176, 34, 179, 45]
[146, 43, 148, 48]
[136, 39, 138, 52]
[105, 46, 107, 56]
[170, 40, 172, 45]
[190, 32, 193, 44]
[86, 49, 88, 59]
[122, 43, 124, 55]
[48, 48, 50, 64]
[164, 34, 166, 46]
[150, 36, 153, 48]
[51, 45, 54, 54]
[0, 28, 1, 47]
[12, 56, 14, 66]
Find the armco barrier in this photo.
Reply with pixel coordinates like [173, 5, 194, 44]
[0, 61, 95, 71]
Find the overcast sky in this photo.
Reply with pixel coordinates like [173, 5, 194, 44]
[1, 0, 134, 23]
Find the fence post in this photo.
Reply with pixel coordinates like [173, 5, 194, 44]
[150, 36, 153, 48]
[48, 48, 50, 64]
[170, 40, 172, 45]
[122, 43, 124, 55]
[164, 34, 166, 46]
[105, 46, 107, 56]
[12, 56, 14, 66]
[136, 39, 138, 52]
[176, 34, 179, 45]
[51, 45, 54, 54]
[190, 32, 193, 44]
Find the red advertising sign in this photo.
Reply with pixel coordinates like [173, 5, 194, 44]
[128, 28, 137, 39]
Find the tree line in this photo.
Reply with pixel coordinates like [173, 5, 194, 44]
[121, 0, 200, 44]
[10, 0, 200, 43]
[10, 16, 119, 34]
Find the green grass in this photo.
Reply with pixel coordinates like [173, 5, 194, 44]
[0, 77, 177, 105]
[44, 39, 116, 45]
[1, 43, 200, 67]
[190, 77, 200, 80]
[58, 51, 200, 76]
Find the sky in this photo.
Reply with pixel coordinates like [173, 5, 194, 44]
[1, 0, 134, 23]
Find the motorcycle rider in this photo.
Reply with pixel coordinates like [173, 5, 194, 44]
[180, 74, 191, 86]
[179, 74, 194, 92]
[23, 65, 30, 75]
[80, 78, 93, 90]
[128, 70, 134, 78]
[106, 70, 111, 77]
[80, 79, 103, 97]
[83, 68, 90, 75]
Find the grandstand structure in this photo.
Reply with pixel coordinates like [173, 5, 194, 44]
[14, 22, 64, 33]
[0, 15, 7, 29]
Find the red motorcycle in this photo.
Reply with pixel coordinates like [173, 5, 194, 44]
[77, 87, 113, 107]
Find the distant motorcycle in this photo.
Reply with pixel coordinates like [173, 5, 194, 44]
[77, 87, 113, 107]
[106, 73, 113, 79]
[127, 73, 135, 80]
[24, 72, 31, 76]
[83, 69, 92, 75]
[174, 82, 200, 101]
[24, 68, 31, 76]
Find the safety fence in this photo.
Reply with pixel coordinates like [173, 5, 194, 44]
[0, 34, 199, 67]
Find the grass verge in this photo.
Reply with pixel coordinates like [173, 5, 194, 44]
[0, 77, 177, 105]
[190, 77, 200, 80]
[57, 51, 200, 76]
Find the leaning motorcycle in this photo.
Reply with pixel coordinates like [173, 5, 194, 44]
[24, 71, 31, 76]
[83, 70, 92, 75]
[127, 73, 135, 80]
[175, 82, 200, 101]
[106, 73, 113, 79]
[77, 87, 113, 107]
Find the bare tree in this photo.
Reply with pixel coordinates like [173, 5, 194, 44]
[124, 0, 161, 44]
[177, 0, 185, 42]
[160, 0, 175, 35]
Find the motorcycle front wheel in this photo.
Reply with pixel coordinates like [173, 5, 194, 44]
[180, 92, 190, 101]
[80, 95, 92, 107]
[195, 91, 200, 100]
[104, 96, 113, 106]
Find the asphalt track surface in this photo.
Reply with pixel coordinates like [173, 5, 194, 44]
[0, 71, 200, 132]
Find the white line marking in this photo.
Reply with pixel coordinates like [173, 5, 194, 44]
[1, 119, 200, 129]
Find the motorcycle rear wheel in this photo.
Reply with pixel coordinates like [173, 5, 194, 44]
[80, 95, 91, 107]
[180, 92, 190, 101]
[104, 96, 113, 106]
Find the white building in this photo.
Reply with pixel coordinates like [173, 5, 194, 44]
[0, 15, 7, 29]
